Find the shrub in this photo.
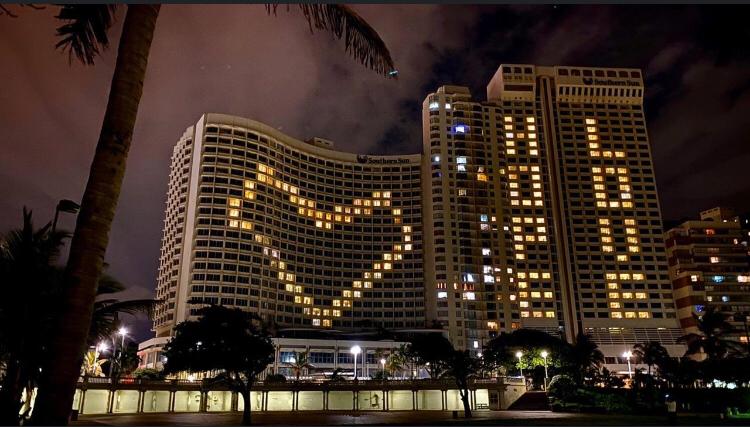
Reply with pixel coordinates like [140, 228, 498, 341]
[548, 374, 577, 401]
[131, 368, 164, 380]
[264, 373, 287, 383]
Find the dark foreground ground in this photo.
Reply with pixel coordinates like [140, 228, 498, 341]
[73, 410, 750, 426]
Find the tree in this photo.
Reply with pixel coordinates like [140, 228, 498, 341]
[80, 348, 108, 378]
[0, 208, 68, 425]
[441, 350, 480, 418]
[678, 308, 741, 360]
[562, 333, 604, 385]
[406, 334, 453, 378]
[483, 329, 567, 377]
[632, 341, 670, 376]
[162, 305, 274, 425]
[0, 209, 152, 424]
[28, 5, 395, 424]
[285, 350, 314, 381]
[88, 271, 155, 347]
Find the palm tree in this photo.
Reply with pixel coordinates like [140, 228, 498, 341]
[563, 333, 604, 385]
[88, 270, 155, 346]
[30, 5, 395, 424]
[285, 351, 314, 381]
[678, 307, 741, 360]
[0, 208, 68, 425]
[632, 341, 670, 376]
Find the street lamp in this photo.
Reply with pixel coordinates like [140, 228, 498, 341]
[541, 350, 549, 384]
[622, 351, 633, 379]
[350, 345, 361, 380]
[380, 358, 386, 382]
[113, 327, 128, 379]
[516, 351, 524, 377]
[52, 199, 80, 233]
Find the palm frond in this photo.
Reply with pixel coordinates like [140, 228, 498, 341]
[94, 299, 156, 318]
[55, 5, 118, 65]
[267, 4, 395, 77]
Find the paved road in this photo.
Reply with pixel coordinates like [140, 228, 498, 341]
[73, 410, 743, 426]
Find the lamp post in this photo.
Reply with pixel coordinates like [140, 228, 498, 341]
[52, 199, 80, 233]
[623, 351, 633, 379]
[380, 358, 386, 382]
[351, 345, 361, 380]
[516, 351, 524, 377]
[541, 350, 549, 387]
[116, 327, 127, 379]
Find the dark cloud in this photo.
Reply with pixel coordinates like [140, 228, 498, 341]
[2, 5, 749, 340]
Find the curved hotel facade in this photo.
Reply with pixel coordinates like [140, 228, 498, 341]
[154, 115, 424, 337]
[153, 64, 685, 364]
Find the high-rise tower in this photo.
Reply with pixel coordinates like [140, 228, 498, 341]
[422, 65, 683, 359]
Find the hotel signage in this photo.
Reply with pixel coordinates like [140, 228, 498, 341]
[356, 155, 410, 165]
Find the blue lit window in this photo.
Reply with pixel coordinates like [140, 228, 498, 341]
[722, 296, 730, 302]
[694, 305, 705, 313]
[451, 122, 468, 135]
[480, 214, 489, 222]
[713, 275, 724, 283]
[456, 156, 467, 164]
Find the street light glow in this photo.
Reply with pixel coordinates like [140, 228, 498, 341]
[350, 345, 361, 355]
[622, 351, 632, 358]
[380, 358, 386, 365]
[118, 327, 128, 336]
[515, 351, 523, 359]
[541, 350, 548, 358]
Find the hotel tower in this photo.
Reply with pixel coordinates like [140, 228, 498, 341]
[152, 64, 684, 362]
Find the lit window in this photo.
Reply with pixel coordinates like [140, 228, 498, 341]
[482, 248, 491, 256]
[429, 101, 439, 110]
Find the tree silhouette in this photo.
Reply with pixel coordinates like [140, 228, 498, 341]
[678, 307, 741, 360]
[285, 351, 314, 381]
[441, 349, 480, 418]
[162, 305, 275, 425]
[563, 333, 604, 385]
[0, 208, 67, 425]
[21, 6, 395, 423]
[632, 341, 670, 376]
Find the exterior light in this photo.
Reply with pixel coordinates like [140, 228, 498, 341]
[118, 327, 128, 336]
[351, 345, 361, 380]
[623, 351, 633, 379]
[516, 351, 524, 378]
[540, 350, 548, 359]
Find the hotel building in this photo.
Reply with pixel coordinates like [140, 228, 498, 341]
[665, 207, 750, 342]
[151, 64, 684, 365]
[153, 116, 425, 337]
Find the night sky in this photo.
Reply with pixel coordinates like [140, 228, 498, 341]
[2, 5, 749, 340]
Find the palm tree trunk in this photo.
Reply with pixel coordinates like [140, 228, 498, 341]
[29, 5, 160, 425]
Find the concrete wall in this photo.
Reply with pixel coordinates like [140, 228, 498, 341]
[72, 384, 513, 415]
